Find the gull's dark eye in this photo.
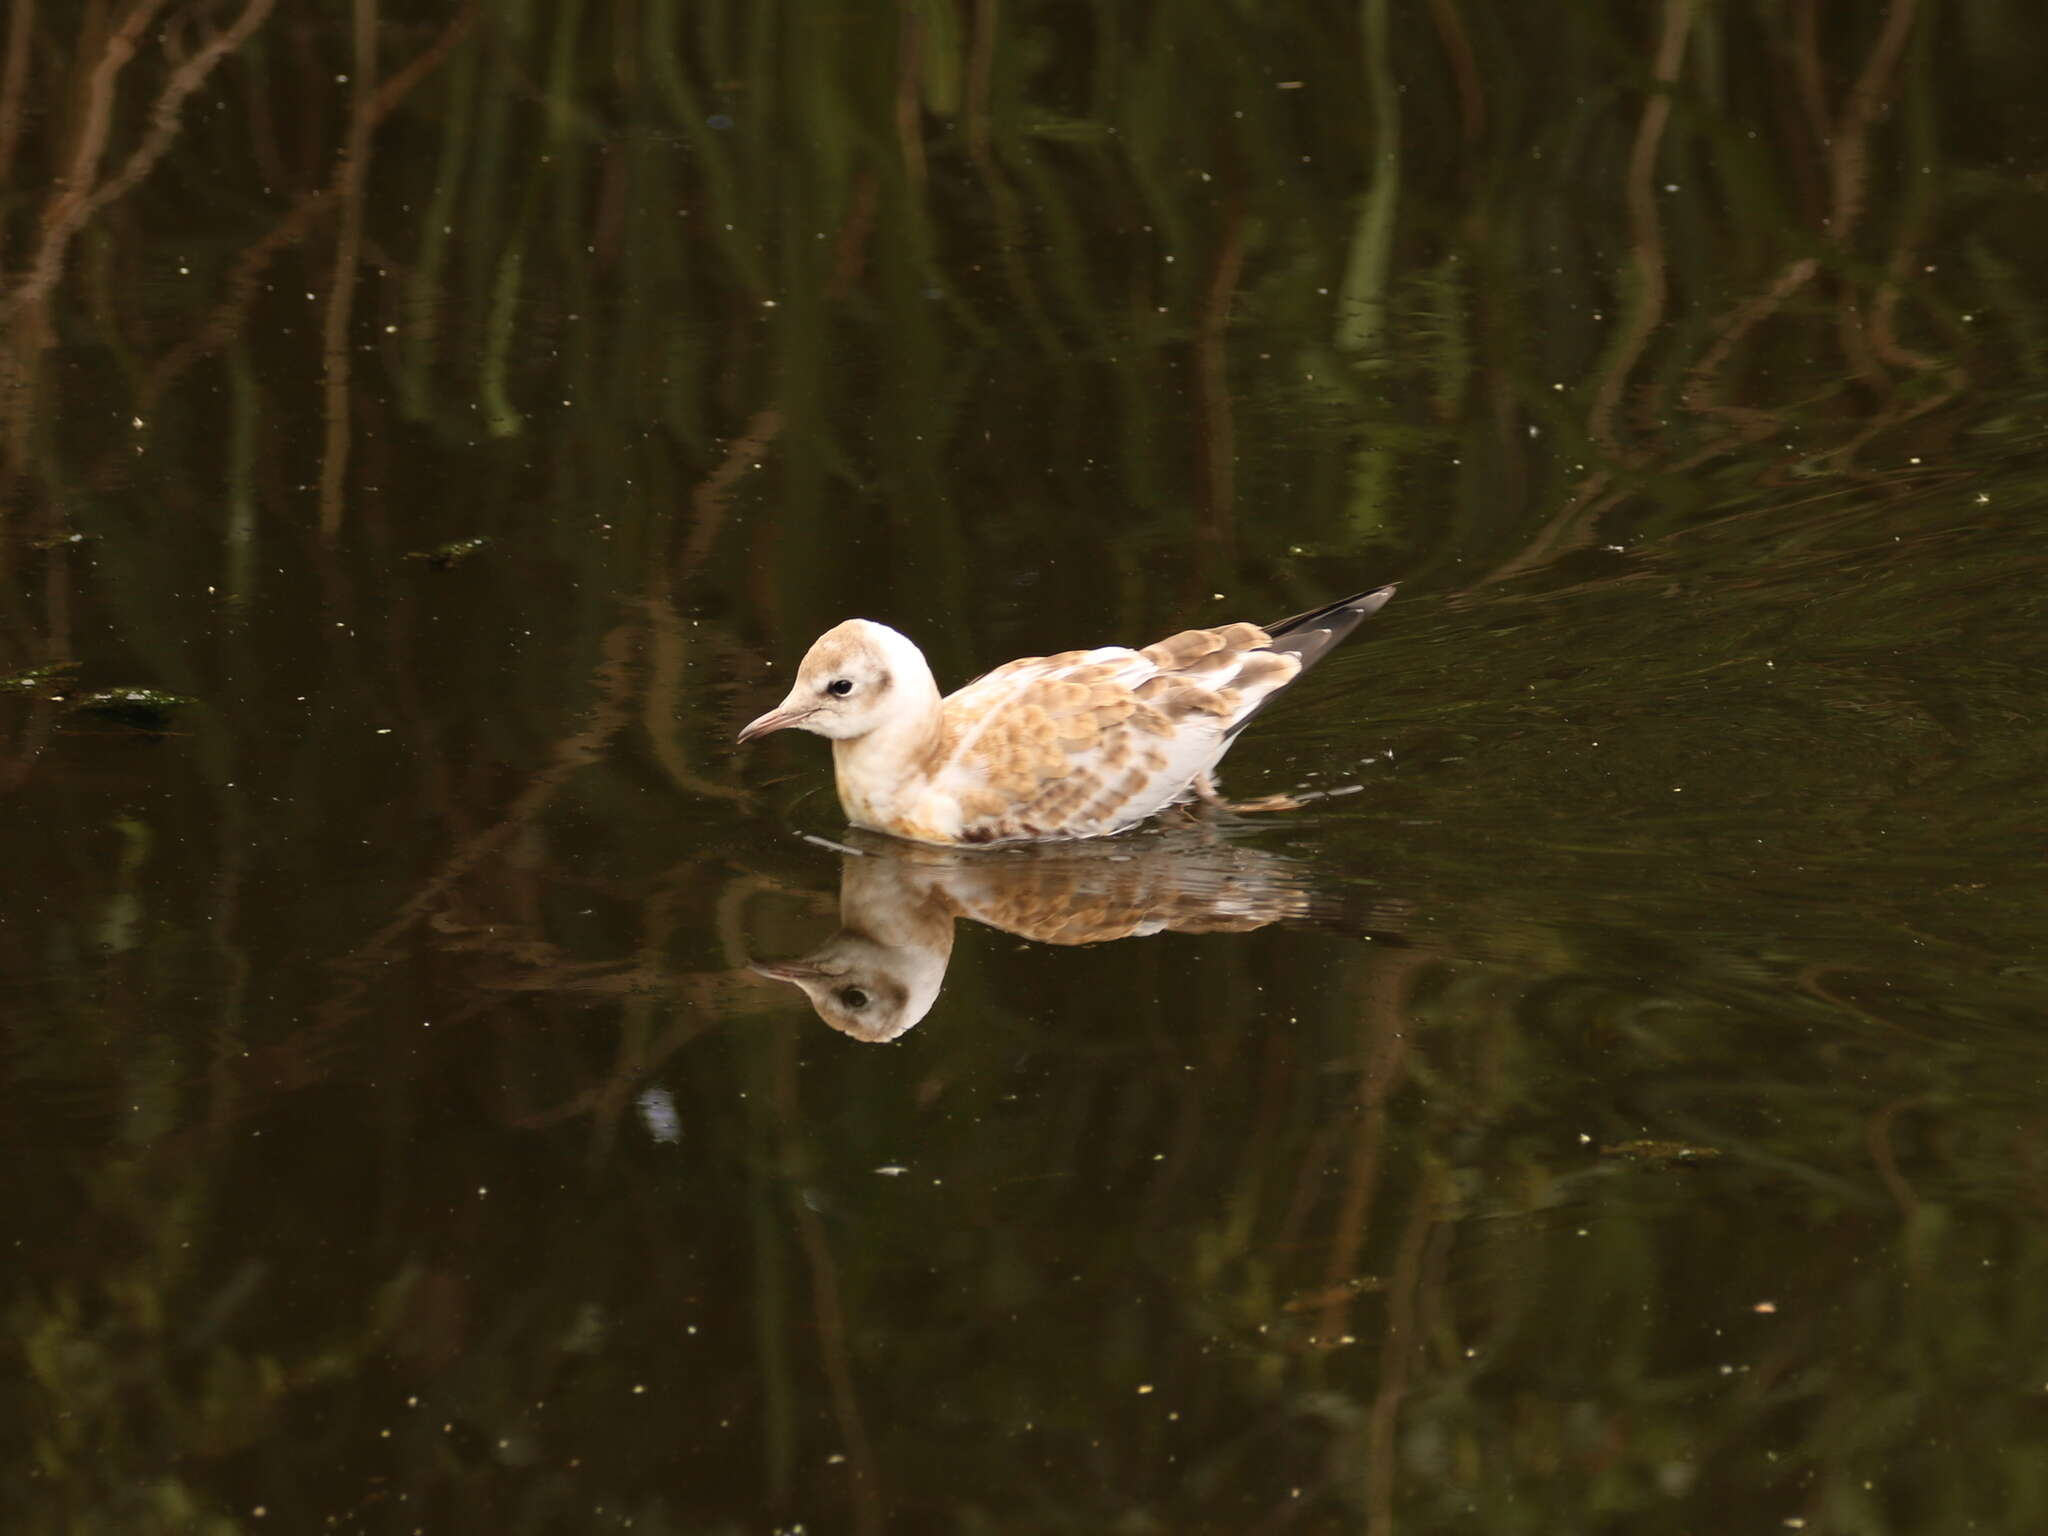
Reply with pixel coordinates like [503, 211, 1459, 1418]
[838, 987, 870, 1010]
[826, 678, 854, 697]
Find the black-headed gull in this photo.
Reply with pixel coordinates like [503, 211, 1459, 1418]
[738, 586, 1393, 845]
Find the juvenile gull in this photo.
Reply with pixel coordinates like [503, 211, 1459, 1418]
[737, 586, 1393, 846]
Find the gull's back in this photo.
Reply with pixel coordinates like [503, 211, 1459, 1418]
[923, 620, 1303, 843]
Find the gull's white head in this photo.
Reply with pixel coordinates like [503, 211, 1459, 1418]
[737, 618, 936, 744]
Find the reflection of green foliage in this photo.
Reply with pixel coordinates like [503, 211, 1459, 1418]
[64, 689, 196, 729]
[2, 1, 2047, 1532]
[0, 662, 76, 694]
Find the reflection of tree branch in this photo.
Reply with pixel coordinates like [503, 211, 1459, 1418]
[1485, 2, 1691, 587]
[1335, 0, 1400, 359]
[1426, 0, 1484, 147]
[317, 0, 379, 541]
[643, 401, 784, 802]
[1689, 0, 1928, 470]
[1491, 3, 1942, 592]
[1679, 255, 1820, 433]
[1315, 952, 1423, 1348]
[1865, 1096, 1933, 1287]
[773, 1022, 884, 1536]
[1193, 195, 1246, 560]
[309, 620, 642, 1048]
[1827, 0, 1919, 241]
[85, 4, 479, 490]
[894, 0, 927, 189]
[963, 0, 1062, 355]
[319, 374, 769, 1026]
[3, 0, 162, 487]
[1487, 9, 1961, 602]
[642, 593, 756, 806]
[680, 406, 783, 577]
[1364, 1178, 1440, 1536]
[140, 194, 335, 410]
[11, 0, 275, 318]
[1586, 0, 1694, 452]
[0, 0, 36, 205]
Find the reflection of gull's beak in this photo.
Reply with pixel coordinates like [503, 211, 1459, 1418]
[737, 703, 814, 743]
[749, 958, 827, 982]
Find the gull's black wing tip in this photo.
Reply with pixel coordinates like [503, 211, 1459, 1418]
[1262, 584, 1396, 667]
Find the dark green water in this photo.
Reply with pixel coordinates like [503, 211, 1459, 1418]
[5, 4, 2048, 1532]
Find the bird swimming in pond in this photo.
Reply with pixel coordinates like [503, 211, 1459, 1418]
[737, 586, 1393, 846]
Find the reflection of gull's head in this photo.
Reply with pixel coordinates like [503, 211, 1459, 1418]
[750, 929, 949, 1043]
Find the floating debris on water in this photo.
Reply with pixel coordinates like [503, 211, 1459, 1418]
[405, 535, 493, 568]
[1281, 1275, 1386, 1312]
[1599, 1139, 1723, 1167]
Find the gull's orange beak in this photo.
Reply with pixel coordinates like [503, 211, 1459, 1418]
[737, 703, 814, 743]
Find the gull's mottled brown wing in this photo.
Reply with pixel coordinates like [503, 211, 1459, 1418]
[931, 627, 1302, 842]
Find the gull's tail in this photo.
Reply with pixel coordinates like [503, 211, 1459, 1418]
[1225, 585, 1395, 738]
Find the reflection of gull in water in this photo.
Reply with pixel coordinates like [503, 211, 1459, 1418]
[750, 829, 1358, 1041]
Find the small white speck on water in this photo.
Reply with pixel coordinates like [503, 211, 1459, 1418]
[1136, 1384, 1154, 1395]
[875, 1165, 907, 1176]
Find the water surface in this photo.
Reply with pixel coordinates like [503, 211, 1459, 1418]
[4, 4, 2048, 1532]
